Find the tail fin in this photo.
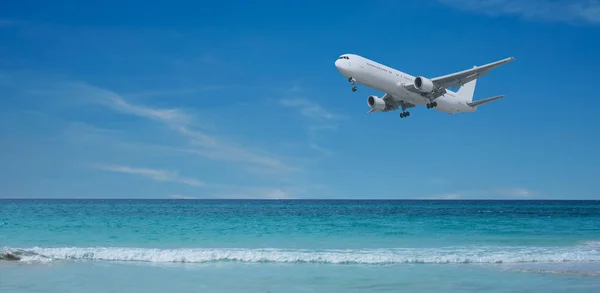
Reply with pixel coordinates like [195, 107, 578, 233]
[456, 66, 478, 102]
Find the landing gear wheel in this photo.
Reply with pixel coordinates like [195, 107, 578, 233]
[399, 111, 410, 118]
[426, 101, 438, 109]
[348, 77, 357, 92]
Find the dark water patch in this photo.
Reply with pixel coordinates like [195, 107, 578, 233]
[1, 251, 21, 261]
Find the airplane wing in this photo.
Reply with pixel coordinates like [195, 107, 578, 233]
[431, 57, 515, 89]
[403, 57, 515, 99]
[368, 93, 415, 113]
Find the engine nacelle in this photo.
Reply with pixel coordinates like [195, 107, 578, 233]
[414, 76, 434, 93]
[367, 95, 386, 111]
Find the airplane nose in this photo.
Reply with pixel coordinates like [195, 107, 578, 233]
[335, 59, 342, 69]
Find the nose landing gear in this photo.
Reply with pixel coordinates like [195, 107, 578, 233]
[349, 77, 357, 92]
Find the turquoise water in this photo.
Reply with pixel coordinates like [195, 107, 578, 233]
[2, 199, 600, 292]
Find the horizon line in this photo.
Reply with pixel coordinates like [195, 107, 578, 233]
[0, 198, 598, 201]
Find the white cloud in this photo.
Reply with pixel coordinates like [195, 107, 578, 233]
[423, 187, 539, 199]
[164, 183, 301, 199]
[438, 0, 600, 25]
[67, 82, 298, 174]
[94, 164, 205, 186]
[280, 97, 343, 155]
[93, 85, 193, 125]
[307, 124, 339, 135]
[494, 187, 538, 198]
[209, 187, 296, 199]
[122, 86, 234, 99]
[168, 194, 199, 199]
[178, 146, 300, 174]
[426, 193, 462, 199]
[2, 73, 329, 199]
[309, 143, 335, 156]
[280, 98, 342, 121]
[0, 19, 24, 27]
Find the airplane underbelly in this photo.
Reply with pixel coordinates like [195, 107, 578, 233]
[437, 103, 453, 113]
[435, 98, 457, 113]
[398, 88, 428, 105]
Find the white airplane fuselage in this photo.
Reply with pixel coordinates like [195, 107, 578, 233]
[334, 54, 476, 114]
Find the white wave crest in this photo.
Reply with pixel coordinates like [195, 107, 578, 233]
[3, 245, 600, 265]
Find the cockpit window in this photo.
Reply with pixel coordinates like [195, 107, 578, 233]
[338, 56, 350, 60]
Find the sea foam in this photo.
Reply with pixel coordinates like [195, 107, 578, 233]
[3, 243, 600, 265]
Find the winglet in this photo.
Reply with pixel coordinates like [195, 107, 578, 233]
[467, 95, 504, 107]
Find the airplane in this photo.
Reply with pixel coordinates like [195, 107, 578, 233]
[334, 54, 515, 118]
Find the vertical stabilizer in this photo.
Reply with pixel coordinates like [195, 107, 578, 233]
[457, 79, 476, 102]
[455, 65, 478, 102]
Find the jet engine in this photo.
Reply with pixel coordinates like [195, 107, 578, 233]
[414, 76, 434, 93]
[367, 95, 386, 111]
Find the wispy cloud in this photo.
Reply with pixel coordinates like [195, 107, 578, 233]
[204, 180, 341, 199]
[438, 0, 600, 25]
[424, 187, 540, 199]
[94, 164, 205, 186]
[0, 19, 25, 27]
[165, 184, 300, 200]
[493, 187, 538, 198]
[97, 86, 193, 125]
[207, 186, 296, 199]
[428, 193, 462, 200]
[180, 148, 299, 175]
[122, 86, 234, 99]
[3, 72, 328, 199]
[280, 97, 344, 155]
[168, 194, 199, 199]
[280, 98, 342, 121]
[67, 82, 298, 174]
[309, 143, 335, 156]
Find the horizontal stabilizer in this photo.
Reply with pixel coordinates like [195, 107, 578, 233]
[467, 95, 504, 107]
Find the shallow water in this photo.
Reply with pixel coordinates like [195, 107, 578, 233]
[2, 199, 599, 292]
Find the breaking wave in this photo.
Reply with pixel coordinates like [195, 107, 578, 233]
[3, 242, 600, 265]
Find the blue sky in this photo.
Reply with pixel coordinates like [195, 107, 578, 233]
[1, 0, 599, 200]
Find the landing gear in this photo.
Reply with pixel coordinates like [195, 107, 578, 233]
[349, 77, 357, 92]
[426, 101, 438, 109]
[398, 102, 411, 118]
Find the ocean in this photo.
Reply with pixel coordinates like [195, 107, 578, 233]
[1, 199, 599, 292]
